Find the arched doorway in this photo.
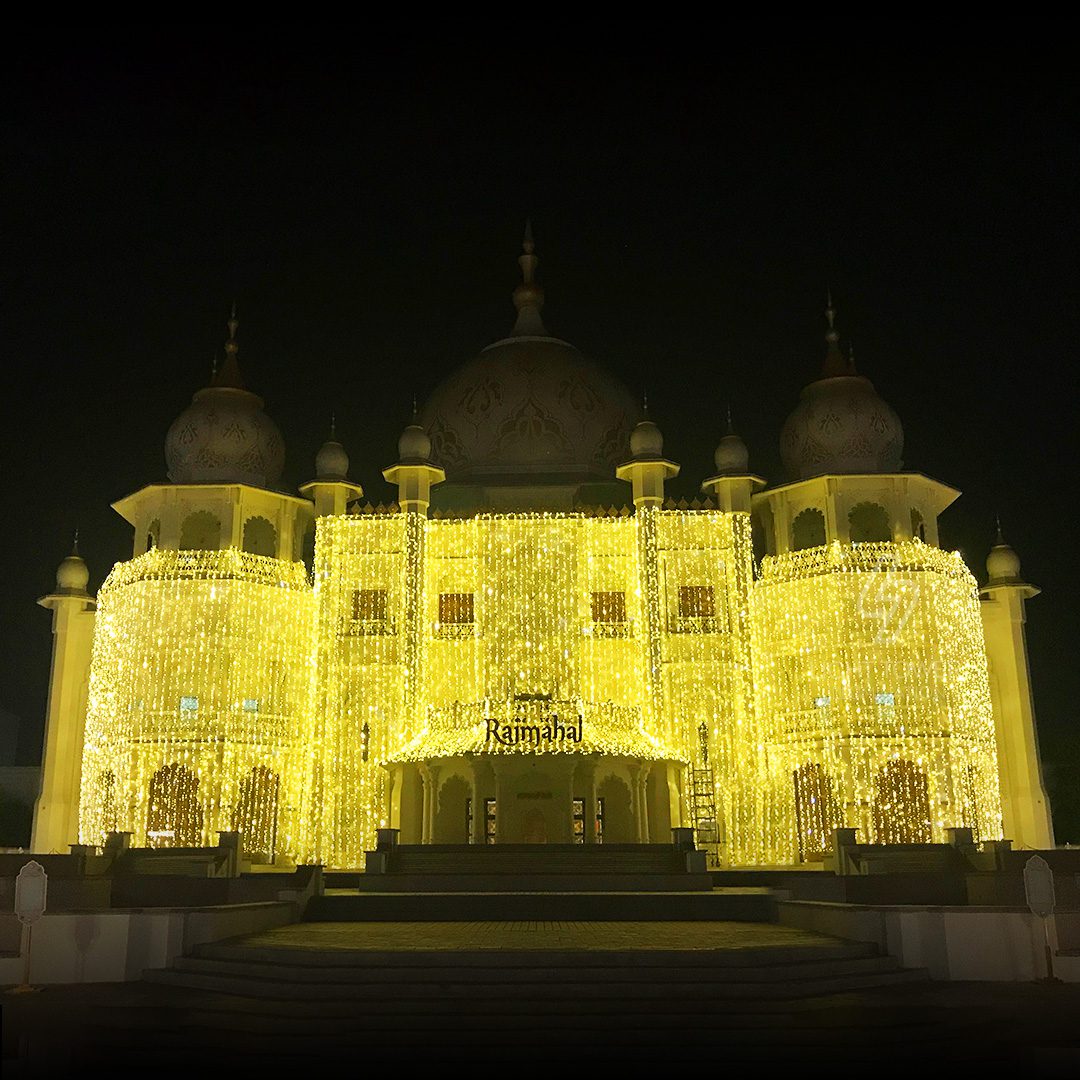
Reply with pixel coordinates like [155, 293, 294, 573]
[872, 759, 932, 844]
[146, 763, 204, 847]
[435, 774, 472, 843]
[232, 765, 280, 860]
[596, 775, 634, 843]
[792, 762, 840, 861]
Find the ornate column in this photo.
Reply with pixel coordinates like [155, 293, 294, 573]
[33, 546, 96, 853]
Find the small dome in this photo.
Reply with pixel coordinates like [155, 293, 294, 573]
[780, 304, 903, 481]
[56, 552, 89, 593]
[714, 432, 749, 474]
[316, 438, 349, 481]
[629, 419, 664, 459]
[398, 423, 431, 463]
[164, 313, 285, 490]
[987, 537, 1022, 583]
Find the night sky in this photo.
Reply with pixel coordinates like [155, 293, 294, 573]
[3, 43, 1077, 836]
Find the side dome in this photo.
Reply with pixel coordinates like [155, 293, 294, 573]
[419, 228, 636, 484]
[780, 303, 903, 481]
[165, 312, 285, 489]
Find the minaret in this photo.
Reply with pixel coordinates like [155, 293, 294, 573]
[300, 417, 364, 517]
[382, 411, 445, 513]
[980, 522, 1054, 848]
[32, 538, 96, 852]
[615, 403, 679, 507]
[701, 408, 765, 512]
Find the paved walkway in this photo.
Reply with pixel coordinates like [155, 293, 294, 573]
[238, 919, 835, 951]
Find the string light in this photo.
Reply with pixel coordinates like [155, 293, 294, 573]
[77, 513, 1003, 869]
[79, 548, 314, 859]
[752, 538, 1002, 862]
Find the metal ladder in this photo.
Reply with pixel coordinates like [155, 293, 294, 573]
[690, 723, 721, 866]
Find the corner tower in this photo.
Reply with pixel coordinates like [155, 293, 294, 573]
[750, 302, 1003, 863]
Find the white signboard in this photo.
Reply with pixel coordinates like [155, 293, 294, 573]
[1023, 854, 1055, 919]
[14, 860, 47, 925]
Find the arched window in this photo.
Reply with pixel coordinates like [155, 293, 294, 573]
[792, 763, 841, 861]
[146, 763, 204, 847]
[791, 507, 826, 550]
[848, 502, 891, 543]
[872, 759, 931, 844]
[232, 765, 280, 860]
[145, 518, 161, 552]
[910, 507, 926, 541]
[179, 511, 222, 551]
[242, 515, 277, 558]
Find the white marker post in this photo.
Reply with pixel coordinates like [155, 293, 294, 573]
[1023, 854, 1058, 982]
[8, 860, 48, 994]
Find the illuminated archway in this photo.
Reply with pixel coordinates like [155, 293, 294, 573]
[872, 759, 931, 844]
[792, 762, 841, 861]
[146, 763, 204, 847]
[232, 765, 280, 859]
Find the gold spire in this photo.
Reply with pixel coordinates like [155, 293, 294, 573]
[211, 302, 246, 389]
[511, 220, 548, 336]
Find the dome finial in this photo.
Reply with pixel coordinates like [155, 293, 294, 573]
[72, 528, 79, 556]
[822, 292, 849, 378]
[511, 221, 547, 336]
[330, 412, 336, 439]
[714, 407, 749, 475]
[987, 514, 1022, 583]
[642, 389, 649, 418]
[212, 303, 245, 389]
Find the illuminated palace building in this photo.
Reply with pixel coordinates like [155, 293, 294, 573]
[33, 235, 1055, 869]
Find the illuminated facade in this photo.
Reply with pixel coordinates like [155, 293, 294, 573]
[33, 238, 1055, 865]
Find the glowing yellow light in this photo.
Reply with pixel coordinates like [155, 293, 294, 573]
[77, 510, 1004, 870]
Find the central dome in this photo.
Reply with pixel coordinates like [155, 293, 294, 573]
[419, 229, 637, 486]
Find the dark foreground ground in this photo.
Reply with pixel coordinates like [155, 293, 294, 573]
[4, 921, 1080, 1076]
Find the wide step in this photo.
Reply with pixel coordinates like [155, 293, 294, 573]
[306, 888, 774, 921]
[143, 964, 925, 1001]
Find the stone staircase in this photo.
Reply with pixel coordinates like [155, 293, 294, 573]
[312, 842, 776, 919]
[110, 933, 934, 1065]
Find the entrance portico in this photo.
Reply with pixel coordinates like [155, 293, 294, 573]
[386, 753, 683, 845]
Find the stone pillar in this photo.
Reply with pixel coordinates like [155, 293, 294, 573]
[492, 759, 507, 844]
[33, 569, 96, 853]
[981, 578, 1054, 848]
[628, 763, 650, 844]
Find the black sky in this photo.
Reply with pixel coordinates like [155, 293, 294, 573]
[3, 41, 1077, 833]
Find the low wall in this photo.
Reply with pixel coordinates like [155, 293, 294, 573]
[0, 901, 294, 985]
[778, 899, 1080, 981]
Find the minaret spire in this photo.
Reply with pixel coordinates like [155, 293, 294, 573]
[212, 302, 245, 389]
[822, 291, 850, 377]
[511, 220, 548, 337]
